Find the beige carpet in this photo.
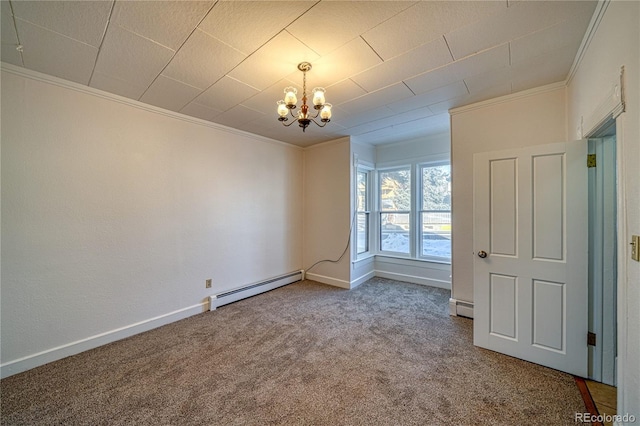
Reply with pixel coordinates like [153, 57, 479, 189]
[1, 278, 587, 425]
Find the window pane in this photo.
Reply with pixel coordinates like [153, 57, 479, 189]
[357, 212, 369, 254]
[422, 164, 451, 210]
[380, 169, 411, 211]
[380, 213, 410, 253]
[357, 171, 367, 211]
[421, 211, 451, 258]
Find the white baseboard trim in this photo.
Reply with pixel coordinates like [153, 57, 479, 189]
[305, 272, 351, 289]
[350, 270, 376, 289]
[448, 298, 474, 318]
[0, 302, 208, 379]
[375, 270, 451, 290]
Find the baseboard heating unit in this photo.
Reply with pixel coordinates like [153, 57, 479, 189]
[208, 270, 303, 311]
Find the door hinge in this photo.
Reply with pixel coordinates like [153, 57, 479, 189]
[588, 332, 597, 346]
[587, 154, 597, 168]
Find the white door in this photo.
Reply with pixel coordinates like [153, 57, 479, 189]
[473, 140, 588, 377]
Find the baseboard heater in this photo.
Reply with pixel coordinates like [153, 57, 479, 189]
[208, 270, 303, 311]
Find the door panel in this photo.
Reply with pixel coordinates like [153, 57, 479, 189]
[490, 274, 517, 339]
[490, 158, 518, 256]
[474, 140, 587, 376]
[532, 154, 564, 260]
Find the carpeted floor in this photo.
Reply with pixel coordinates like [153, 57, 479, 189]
[1, 278, 587, 425]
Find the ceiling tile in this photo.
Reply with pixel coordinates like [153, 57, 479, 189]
[338, 83, 414, 115]
[511, 45, 577, 92]
[287, 1, 413, 56]
[332, 106, 396, 129]
[140, 75, 201, 113]
[351, 37, 453, 92]
[388, 81, 469, 114]
[445, 1, 597, 59]
[1, 43, 23, 66]
[162, 29, 246, 90]
[510, 12, 591, 64]
[325, 79, 367, 106]
[362, 1, 506, 61]
[240, 80, 293, 115]
[463, 66, 512, 95]
[11, 0, 112, 47]
[193, 76, 259, 112]
[306, 37, 382, 89]
[198, 1, 315, 55]
[401, 66, 458, 101]
[180, 102, 223, 122]
[1, 1, 18, 43]
[16, 18, 97, 85]
[228, 31, 319, 91]
[346, 106, 435, 136]
[2, 2, 22, 66]
[112, 1, 214, 50]
[94, 25, 174, 92]
[212, 104, 266, 130]
[90, 72, 148, 100]
[354, 113, 451, 146]
[404, 43, 509, 95]
[428, 82, 513, 113]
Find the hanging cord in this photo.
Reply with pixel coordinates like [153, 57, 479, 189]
[304, 208, 358, 276]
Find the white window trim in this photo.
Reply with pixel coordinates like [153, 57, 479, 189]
[418, 161, 452, 263]
[373, 154, 451, 265]
[377, 165, 413, 257]
[354, 164, 374, 260]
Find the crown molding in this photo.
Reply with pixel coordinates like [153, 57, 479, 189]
[566, 0, 610, 86]
[1, 62, 302, 151]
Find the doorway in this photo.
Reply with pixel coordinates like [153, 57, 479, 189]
[587, 119, 617, 387]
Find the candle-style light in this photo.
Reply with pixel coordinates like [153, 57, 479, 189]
[276, 62, 332, 132]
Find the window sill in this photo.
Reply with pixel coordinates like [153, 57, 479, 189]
[375, 254, 451, 269]
[353, 253, 451, 269]
[352, 254, 375, 265]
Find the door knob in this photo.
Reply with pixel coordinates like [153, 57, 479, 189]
[478, 250, 488, 258]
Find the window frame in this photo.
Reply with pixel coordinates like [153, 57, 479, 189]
[418, 161, 451, 263]
[355, 167, 372, 257]
[377, 165, 412, 257]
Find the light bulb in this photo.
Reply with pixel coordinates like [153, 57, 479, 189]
[284, 87, 297, 106]
[312, 87, 326, 106]
[277, 100, 288, 117]
[320, 103, 332, 120]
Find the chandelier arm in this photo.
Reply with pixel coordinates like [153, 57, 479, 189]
[308, 118, 329, 128]
[281, 119, 299, 127]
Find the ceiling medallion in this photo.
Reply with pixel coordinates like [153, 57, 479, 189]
[277, 62, 332, 132]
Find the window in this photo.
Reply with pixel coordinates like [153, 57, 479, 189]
[379, 167, 411, 254]
[420, 163, 451, 260]
[356, 169, 370, 255]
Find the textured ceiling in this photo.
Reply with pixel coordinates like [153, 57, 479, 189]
[1, 1, 597, 147]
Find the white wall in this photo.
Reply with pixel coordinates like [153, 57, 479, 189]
[450, 85, 567, 304]
[302, 138, 351, 288]
[567, 0, 639, 417]
[375, 133, 450, 164]
[1, 68, 303, 377]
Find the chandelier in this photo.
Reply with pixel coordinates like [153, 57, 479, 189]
[277, 62, 332, 132]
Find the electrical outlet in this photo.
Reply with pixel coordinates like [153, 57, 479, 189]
[206, 279, 212, 289]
